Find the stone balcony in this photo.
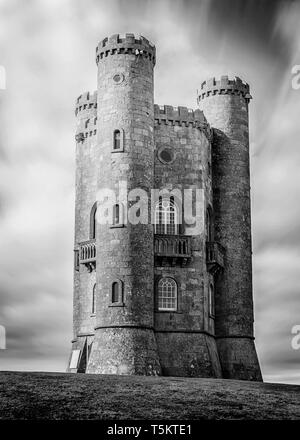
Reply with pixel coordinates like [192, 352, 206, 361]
[206, 241, 225, 275]
[154, 234, 192, 267]
[79, 238, 96, 272]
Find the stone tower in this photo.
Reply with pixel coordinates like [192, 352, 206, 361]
[88, 34, 161, 375]
[198, 78, 262, 381]
[68, 33, 262, 381]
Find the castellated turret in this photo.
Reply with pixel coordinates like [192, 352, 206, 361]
[88, 34, 161, 375]
[198, 77, 262, 380]
[67, 33, 262, 381]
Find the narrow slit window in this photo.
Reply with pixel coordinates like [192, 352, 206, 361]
[206, 207, 213, 242]
[92, 284, 96, 314]
[113, 203, 121, 225]
[113, 130, 121, 150]
[90, 202, 97, 239]
[209, 284, 215, 317]
[74, 250, 79, 271]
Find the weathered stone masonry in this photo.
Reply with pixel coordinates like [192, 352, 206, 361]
[68, 33, 262, 381]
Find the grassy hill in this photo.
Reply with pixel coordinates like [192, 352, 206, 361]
[0, 371, 299, 420]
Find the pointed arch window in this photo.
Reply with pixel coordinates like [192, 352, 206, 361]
[206, 206, 213, 241]
[90, 202, 97, 239]
[157, 277, 177, 311]
[209, 283, 215, 318]
[92, 283, 96, 314]
[154, 197, 179, 235]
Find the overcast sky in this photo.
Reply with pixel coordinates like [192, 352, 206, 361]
[0, 0, 300, 384]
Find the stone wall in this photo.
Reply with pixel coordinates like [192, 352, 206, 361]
[153, 109, 221, 377]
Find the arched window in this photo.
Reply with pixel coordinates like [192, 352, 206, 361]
[112, 203, 124, 226]
[113, 203, 120, 225]
[110, 280, 124, 306]
[92, 284, 96, 314]
[111, 279, 123, 305]
[112, 129, 124, 152]
[113, 204, 120, 225]
[113, 130, 121, 150]
[154, 197, 179, 235]
[90, 202, 97, 239]
[209, 283, 215, 317]
[206, 206, 213, 241]
[112, 282, 119, 303]
[157, 277, 177, 311]
[110, 203, 124, 228]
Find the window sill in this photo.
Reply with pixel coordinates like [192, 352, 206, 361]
[111, 148, 124, 153]
[109, 303, 125, 308]
[90, 313, 96, 317]
[110, 224, 125, 229]
[155, 310, 182, 314]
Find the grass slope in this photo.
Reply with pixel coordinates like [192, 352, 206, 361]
[0, 371, 299, 420]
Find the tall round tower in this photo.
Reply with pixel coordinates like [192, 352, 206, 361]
[87, 34, 161, 375]
[198, 76, 262, 381]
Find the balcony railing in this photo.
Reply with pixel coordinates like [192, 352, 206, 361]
[79, 239, 96, 272]
[206, 241, 225, 274]
[154, 234, 192, 266]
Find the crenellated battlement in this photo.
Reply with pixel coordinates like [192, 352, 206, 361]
[96, 33, 156, 66]
[75, 116, 97, 143]
[197, 76, 252, 103]
[154, 104, 212, 138]
[75, 91, 97, 116]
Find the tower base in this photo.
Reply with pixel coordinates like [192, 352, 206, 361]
[87, 327, 161, 375]
[216, 337, 262, 381]
[155, 332, 222, 378]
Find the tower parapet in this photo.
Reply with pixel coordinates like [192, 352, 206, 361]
[197, 76, 252, 103]
[75, 91, 97, 143]
[154, 104, 211, 138]
[96, 33, 156, 65]
[75, 91, 97, 118]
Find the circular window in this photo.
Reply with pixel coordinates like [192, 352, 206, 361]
[113, 73, 124, 84]
[157, 147, 175, 164]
